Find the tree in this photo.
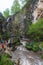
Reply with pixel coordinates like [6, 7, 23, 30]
[0, 12, 5, 34]
[3, 9, 10, 18]
[11, 0, 20, 14]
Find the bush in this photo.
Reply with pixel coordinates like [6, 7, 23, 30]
[3, 31, 11, 40]
[32, 42, 43, 52]
[14, 37, 20, 43]
[0, 53, 14, 65]
[27, 18, 43, 41]
[14, 37, 21, 45]
[32, 44, 39, 52]
[26, 43, 32, 50]
[26, 42, 40, 52]
[16, 42, 21, 45]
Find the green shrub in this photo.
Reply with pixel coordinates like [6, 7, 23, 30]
[16, 42, 21, 45]
[3, 31, 11, 40]
[26, 42, 39, 52]
[27, 18, 43, 41]
[26, 41, 43, 52]
[14, 37, 21, 45]
[32, 44, 39, 52]
[14, 37, 20, 43]
[0, 53, 14, 65]
[26, 43, 32, 50]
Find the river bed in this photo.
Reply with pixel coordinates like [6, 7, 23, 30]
[11, 41, 43, 65]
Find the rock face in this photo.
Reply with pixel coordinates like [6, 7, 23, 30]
[7, 0, 43, 35]
[32, 0, 43, 23]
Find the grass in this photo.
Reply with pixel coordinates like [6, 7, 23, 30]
[0, 53, 14, 65]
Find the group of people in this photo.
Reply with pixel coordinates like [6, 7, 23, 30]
[0, 40, 10, 51]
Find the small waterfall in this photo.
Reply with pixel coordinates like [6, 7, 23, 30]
[32, 0, 43, 23]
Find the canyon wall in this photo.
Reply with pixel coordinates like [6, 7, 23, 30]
[7, 0, 43, 35]
[32, 0, 43, 23]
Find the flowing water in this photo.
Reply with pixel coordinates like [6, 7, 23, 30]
[11, 40, 43, 65]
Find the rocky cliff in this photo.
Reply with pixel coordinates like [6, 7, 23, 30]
[7, 0, 43, 35]
[32, 0, 43, 23]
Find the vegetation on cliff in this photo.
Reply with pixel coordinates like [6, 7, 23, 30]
[27, 18, 43, 41]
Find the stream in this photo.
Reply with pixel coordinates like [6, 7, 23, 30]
[11, 40, 43, 65]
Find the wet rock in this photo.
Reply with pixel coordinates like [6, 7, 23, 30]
[11, 41, 43, 65]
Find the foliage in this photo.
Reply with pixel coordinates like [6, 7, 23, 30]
[32, 44, 39, 52]
[24, 0, 32, 34]
[0, 53, 14, 65]
[14, 37, 20, 43]
[0, 13, 5, 21]
[0, 12, 11, 40]
[26, 42, 40, 52]
[3, 31, 11, 40]
[11, 0, 20, 14]
[41, 54, 43, 59]
[14, 28, 20, 38]
[0, 12, 5, 34]
[26, 42, 32, 50]
[14, 37, 21, 45]
[3, 9, 10, 18]
[39, 42, 43, 50]
[27, 18, 43, 41]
